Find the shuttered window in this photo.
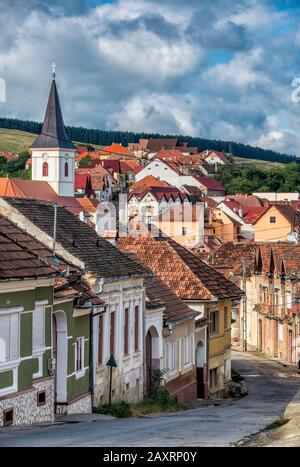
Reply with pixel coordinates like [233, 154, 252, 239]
[134, 306, 139, 352]
[110, 313, 115, 356]
[33, 304, 45, 352]
[0, 313, 19, 363]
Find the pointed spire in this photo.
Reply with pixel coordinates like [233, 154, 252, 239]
[31, 70, 76, 150]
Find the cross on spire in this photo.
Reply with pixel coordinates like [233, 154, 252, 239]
[51, 62, 56, 80]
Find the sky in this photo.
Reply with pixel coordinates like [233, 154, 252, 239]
[1, 0, 300, 154]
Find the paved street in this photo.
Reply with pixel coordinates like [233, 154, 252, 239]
[1, 351, 299, 447]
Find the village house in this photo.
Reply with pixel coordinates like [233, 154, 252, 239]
[75, 165, 115, 201]
[218, 199, 268, 241]
[118, 234, 243, 398]
[143, 274, 198, 402]
[200, 150, 230, 170]
[202, 241, 300, 367]
[135, 159, 203, 190]
[0, 197, 148, 407]
[198, 242, 257, 348]
[153, 203, 204, 249]
[254, 204, 300, 242]
[0, 215, 103, 426]
[250, 243, 300, 364]
[127, 185, 199, 227]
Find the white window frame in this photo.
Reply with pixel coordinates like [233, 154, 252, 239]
[0, 306, 22, 368]
[32, 301, 47, 355]
[0, 306, 23, 397]
[167, 341, 176, 374]
[183, 335, 191, 367]
[75, 337, 85, 379]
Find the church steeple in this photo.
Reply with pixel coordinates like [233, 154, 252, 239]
[31, 66, 76, 197]
[31, 67, 76, 150]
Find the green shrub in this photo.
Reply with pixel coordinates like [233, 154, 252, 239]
[94, 401, 132, 418]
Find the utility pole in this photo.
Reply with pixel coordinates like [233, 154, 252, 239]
[242, 260, 247, 352]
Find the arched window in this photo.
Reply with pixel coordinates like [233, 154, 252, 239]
[64, 162, 69, 177]
[42, 162, 48, 177]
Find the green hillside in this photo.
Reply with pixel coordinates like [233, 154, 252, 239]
[0, 128, 104, 153]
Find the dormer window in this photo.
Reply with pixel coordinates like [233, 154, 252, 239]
[42, 162, 48, 177]
[64, 162, 69, 177]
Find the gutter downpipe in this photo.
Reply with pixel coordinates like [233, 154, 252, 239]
[89, 305, 107, 409]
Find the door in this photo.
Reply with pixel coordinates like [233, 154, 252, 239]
[196, 341, 205, 399]
[146, 330, 152, 391]
[53, 311, 68, 407]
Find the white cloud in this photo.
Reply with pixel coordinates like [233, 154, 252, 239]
[107, 92, 202, 136]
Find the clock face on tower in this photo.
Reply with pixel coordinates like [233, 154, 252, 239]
[42, 153, 49, 160]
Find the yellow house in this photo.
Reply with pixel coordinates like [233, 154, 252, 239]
[154, 204, 204, 248]
[254, 204, 300, 242]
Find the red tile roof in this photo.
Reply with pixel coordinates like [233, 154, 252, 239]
[118, 235, 243, 301]
[0, 178, 86, 216]
[242, 206, 269, 224]
[0, 214, 77, 280]
[197, 177, 225, 191]
[130, 176, 171, 192]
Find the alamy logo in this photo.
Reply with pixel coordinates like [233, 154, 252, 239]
[0, 338, 6, 362]
[0, 79, 6, 103]
[291, 78, 300, 103]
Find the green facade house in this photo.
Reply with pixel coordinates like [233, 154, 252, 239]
[0, 215, 103, 426]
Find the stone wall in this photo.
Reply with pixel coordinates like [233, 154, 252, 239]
[0, 378, 54, 427]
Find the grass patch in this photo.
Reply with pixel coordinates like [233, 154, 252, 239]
[94, 401, 132, 418]
[132, 387, 183, 417]
[94, 384, 183, 419]
[264, 417, 290, 431]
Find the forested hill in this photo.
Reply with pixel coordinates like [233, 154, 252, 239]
[0, 117, 297, 164]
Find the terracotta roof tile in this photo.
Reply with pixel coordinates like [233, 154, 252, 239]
[118, 235, 243, 301]
[6, 198, 148, 280]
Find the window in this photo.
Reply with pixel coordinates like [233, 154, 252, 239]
[224, 306, 228, 330]
[134, 306, 139, 352]
[183, 335, 191, 366]
[167, 341, 176, 372]
[0, 312, 19, 363]
[75, 337, 84, 374]
[64, 161, 69, 177]
[37, 391, 46, 406]
[98, 314, 103, 365]
[210, 368, 218, 389]
[270, 216, 276, 224]
[110, 313, 115, 356]
[3, 408, 13, 427]
[33, 304, 45, 353]
[42, 162, 48, 177]
[124, 308, 129, 356]
[182, 227, 187, 236]
[210, 311, 219, 335]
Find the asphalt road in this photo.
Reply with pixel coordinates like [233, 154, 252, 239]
[1, 351, 299, 447]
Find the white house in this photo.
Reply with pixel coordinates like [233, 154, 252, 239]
[135, 159, 201, 190]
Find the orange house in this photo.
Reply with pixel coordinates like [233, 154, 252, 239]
[254, 204, 300, 242]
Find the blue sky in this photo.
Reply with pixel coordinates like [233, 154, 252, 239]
[1, 0, 300, 154]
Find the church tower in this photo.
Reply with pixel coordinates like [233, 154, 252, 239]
[31, 64, 76, 197]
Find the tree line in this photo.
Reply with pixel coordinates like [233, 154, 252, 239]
[217, 162, 300, 194]
[0, 117, 298, 164]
